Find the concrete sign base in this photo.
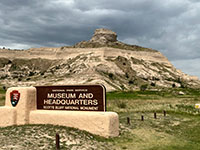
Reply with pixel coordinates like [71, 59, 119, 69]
[0, 87, 119, 137]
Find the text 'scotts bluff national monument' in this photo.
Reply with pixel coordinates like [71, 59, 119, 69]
[0, 28, 199, 91]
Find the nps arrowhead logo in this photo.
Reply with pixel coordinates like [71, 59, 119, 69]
[10, 90, 20, 107]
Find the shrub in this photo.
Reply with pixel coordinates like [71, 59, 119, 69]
[55, 66, 60, 69]
[120, 85, 126, 91]
[172, 83, 176, 88]
[140, 84, 148, 91]
[26, 78, 31, 81]
[125, 73, 129, 78]
[108, 73, 113, 79]
[116, 101, 127, 109]
[29, 71, 34, 76]
[2, 86, 6, 91]
[150, 82, 156, 87]
[128, 80, 134, 84]
[8, 60, 12, 64]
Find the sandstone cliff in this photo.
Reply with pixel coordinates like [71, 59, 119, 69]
[0, 29, 199, 91]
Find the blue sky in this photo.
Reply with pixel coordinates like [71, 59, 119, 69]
[0, 0, 200, 78]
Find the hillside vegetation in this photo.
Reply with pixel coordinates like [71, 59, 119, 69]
[0, 28, 199, 90]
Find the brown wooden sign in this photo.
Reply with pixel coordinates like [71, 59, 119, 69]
[35, 85, 106, 111]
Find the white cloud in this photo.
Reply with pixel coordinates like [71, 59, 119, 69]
[171, 58, 200, 78]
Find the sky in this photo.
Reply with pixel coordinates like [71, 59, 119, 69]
[0, 0, 200, 78]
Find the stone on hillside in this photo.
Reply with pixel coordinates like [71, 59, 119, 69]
[90, 28, 117, 44]
[178, 91, 185, 95]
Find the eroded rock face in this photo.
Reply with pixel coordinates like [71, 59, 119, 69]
[72, 28, 157, 52]
[90, 28, 117, 44]
[73, 28, 156, 51]
[0, 29, 199, 90]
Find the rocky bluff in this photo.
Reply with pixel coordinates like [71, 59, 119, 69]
[0, 28, 199, 91]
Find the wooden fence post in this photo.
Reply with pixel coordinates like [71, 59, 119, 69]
[56, 133, 60, 150]
[154, 112, 157, 119]
[127, 117, 130, 125]
[141, 115, 144, 121]
[164, 110, 166, 117]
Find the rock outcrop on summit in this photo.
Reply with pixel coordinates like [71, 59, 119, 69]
[72, 28, 156, 52]
[90, 28, 117, 43]
[0, 28, 199, 91]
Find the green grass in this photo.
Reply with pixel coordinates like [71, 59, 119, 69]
[0, 86, 6, 106]
[0, 86, 6, 94]
[107, 88, 200, 100]
[105, 88, 200, 150]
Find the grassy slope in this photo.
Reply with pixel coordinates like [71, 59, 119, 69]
[0, 86, 5, 106]
[0, 87, 200, 149]
[106, 88, 200, 150]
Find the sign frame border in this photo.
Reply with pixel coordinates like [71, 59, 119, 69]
[35, 84, 106, 112]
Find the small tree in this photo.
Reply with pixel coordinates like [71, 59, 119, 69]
[108, 73, 113, 79]
[129, 80, 134, 84]
[2, 86, 6, 91]
[172, 83, 176, 88]
[125, 73, 129, 78]
[151, 82, 156, 87]
[140, 84, 148, 91]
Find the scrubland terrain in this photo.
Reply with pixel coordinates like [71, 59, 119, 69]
[0, 86, 200, 150]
